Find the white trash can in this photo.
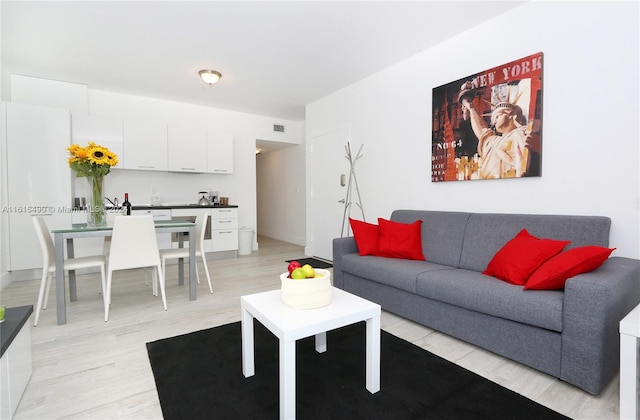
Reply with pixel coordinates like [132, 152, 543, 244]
[238, 227, 254, 255]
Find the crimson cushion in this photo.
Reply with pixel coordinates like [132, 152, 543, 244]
[482, 229, 570, 285]
[349, 218, 380, 256]
[525, 246, 615, 290]
[377, 218, 425, 261]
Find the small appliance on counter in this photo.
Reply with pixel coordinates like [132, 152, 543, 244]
[198, 191, 211, 206]
[73, 197, 87, 210]
[209, 190, 219, 205]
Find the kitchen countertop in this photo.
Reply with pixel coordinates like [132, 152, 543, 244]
[131, 204, 238, 210]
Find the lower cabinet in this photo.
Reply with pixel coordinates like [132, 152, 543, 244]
[210, 208, 238, 252]
[170, 208, 238, 253]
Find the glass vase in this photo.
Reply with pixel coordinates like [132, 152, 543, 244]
[87, 175, 106, 226]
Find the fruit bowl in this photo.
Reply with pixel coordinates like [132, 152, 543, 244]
[280, 269, 332, 309]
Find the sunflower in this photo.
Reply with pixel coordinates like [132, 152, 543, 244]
[105, 150, 119, 167]
[87, 145, 111, 166]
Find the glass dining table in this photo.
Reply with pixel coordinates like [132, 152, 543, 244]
[51, 219, 196, 325]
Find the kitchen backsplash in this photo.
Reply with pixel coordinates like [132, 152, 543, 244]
[73, 168, 235, 207]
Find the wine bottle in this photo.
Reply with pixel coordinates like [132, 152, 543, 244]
[122, 193, 131, 216]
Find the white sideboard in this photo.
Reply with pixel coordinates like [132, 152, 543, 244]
[0, 306, 34, 420]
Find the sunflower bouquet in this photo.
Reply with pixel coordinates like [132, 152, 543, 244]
[66, 142, 118, 226]
[67, 142, 118, 177]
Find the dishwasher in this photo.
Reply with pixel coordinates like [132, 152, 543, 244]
[131, 208, 172, 249]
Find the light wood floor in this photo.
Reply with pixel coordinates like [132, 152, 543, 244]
[1, 236, 619, 419]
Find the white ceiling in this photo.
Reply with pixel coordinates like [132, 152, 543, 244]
[1, 1, 525, 122]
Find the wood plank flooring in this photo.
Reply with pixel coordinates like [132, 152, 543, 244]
[1, 236, 619, 419]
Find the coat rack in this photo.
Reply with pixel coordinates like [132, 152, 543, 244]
[341, 142, 365, 237]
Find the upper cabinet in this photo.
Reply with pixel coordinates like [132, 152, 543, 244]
[123, 120, 168, 171]
[72, 115, 124, 167]
[167, 125, 207, 173]
[207, 126, 233, 174]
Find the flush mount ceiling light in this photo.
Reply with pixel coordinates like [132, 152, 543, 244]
[199, 69, 222, 85]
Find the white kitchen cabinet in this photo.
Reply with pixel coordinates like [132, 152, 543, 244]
[72, 115, 124, 167]
[210, 208, 238, 252]
[123, 120, 167, 171]
[170, 207, 238, 253]
[168, 125, 207, 173]
[5, 102, 73, 271]
[206, 127, 233, 174]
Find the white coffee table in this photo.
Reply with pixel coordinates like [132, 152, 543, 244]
[241, 287, 381, 420]
[620, 303, 640, 419]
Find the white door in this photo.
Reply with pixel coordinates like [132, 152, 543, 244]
[310, 126, 357, 261]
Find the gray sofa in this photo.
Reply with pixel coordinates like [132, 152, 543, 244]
[332, 210, 640, 395]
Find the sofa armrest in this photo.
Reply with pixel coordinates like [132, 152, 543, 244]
[561, 256, 640, 394]
[332, 237, 358, 289]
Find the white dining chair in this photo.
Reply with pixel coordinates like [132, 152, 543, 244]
[31, 216, 107, 326]
[101, 212, 154, 286]
[159, 212, 213, 294]
[105, 215, 167, 321]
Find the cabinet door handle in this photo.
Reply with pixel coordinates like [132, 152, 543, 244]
[138, 165, 155, 169]
[181, 167, 196, 171]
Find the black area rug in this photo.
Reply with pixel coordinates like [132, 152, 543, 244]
[285, 257, 333, 269]
[147, 321, 568, 420]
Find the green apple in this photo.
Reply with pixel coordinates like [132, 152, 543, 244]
[291, 268, 307, 280]
[301, 264, 315, 278]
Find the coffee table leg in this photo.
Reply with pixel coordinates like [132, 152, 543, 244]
[241, 307, 255, 377]
[366, 315, 381, 393]
[280, 339, 296, 420]
[315, 332, 327, 353]
[620, 332, 639, 419]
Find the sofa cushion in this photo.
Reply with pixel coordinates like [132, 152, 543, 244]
[459, 213, 611, 273]
[525, 246, 616, 290]
[377, 218, 425, 260]
[482, 229, 570, 285]
[391, 210, 471, 267]
[349, 218, 380, 256]
[340, 253, 454, 294]
[415, 268, 564, 332]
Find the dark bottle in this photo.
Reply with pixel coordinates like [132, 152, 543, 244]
[122, 193, 131, 215]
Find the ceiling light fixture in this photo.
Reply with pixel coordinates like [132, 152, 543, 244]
[199, 69, 222, 85]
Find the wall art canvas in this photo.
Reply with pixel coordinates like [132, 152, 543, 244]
[431, 52, 543, 182]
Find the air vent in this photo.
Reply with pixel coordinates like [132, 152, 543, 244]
[273, 124, 285, 133]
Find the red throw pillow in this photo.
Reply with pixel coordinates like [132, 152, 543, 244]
[525, 246, 615, 290]
[482, 229, 570, 285]
[349, 218, 380, 256]
[377, 218, 425, 261]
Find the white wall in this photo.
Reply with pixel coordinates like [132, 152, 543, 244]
[256, 143, 306, 245]
[306, 1, 640, 258]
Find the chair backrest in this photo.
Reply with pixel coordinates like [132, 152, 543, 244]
[108, 215, 161, 271]
[195, 212, 208, 253]
[32, 216, 55, 271]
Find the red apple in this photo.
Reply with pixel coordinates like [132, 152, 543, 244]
[287, 261, 301, 275]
